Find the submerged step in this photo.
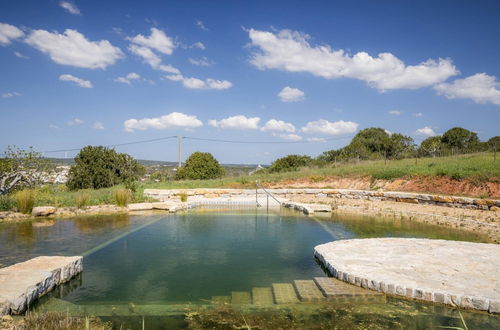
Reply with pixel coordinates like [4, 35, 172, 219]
[252, 287, 274, 305]
[231, 291, 251, 304]
[314, 277, 384, 301]
[293, 280, 325, 302]
[272, 283, 299, 304]
[211, 296, 230, 304]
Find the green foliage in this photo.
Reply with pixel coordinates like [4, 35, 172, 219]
[418, 136, 446, 157]
[441, 127, 480, 153]
[75, 191, 90, 209]
[66, 146, 145, 190]
[14, 189, 36, 214]
[0, 195, 16, 211]
[123, 178, 139, 192]
[179, 192, 188, 202]
[175, 152, 225, 180]
[487, 136, 500, 151]
[268, 154, 313, 173]
[113, 188, 131, 206]
[0, 146, 53, 195]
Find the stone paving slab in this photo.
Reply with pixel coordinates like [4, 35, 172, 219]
[252, 287, 274, 305]
[314, 238, 500, 313]
[231, 291, 251, 304]
[0, 256, 82, 315]
[293, 280, 325, 302]
[272, 283, 299, 304]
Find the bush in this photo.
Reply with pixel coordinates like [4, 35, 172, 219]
[123, 179, 139, 192]
[113, 189, 131, 206]
[0, 195, 15, 211]
[75, 191, 90, 209]
[179, 192, 188, 202]
[67, 146, 144, 190]
[14, 189, 36, 214]
[175, 152, 225, 180]
[268, 155, 312, 173]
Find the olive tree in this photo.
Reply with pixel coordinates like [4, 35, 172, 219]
[175, 152, 225, 180]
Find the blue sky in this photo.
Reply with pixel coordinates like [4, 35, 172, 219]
[1, 0, 499, 164]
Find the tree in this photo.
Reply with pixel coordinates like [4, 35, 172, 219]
[66, 146, 144, 190]
[418, 136, 446, 157]
[386, 133, 415, 159]
[268, 154, 312, 173]
[175, 152, 225, 180]
[441, 127, 480, 153]
[487, 136, 500, 151]
[0, 146, 53, 195]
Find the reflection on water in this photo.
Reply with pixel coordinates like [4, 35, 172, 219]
[2, 209, 498, 329]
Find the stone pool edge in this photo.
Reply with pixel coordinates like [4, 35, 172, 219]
[313, 238, 500, 314]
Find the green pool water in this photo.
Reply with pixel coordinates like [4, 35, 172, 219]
[1, 208, 498, 329]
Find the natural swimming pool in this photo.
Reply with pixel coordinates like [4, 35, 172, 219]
[1, 208, 498, 329]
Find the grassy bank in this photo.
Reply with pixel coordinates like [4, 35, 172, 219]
[0, 153, 498, 212]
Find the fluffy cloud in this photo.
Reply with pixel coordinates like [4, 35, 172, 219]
[434, 73, 500, 106]
[59, 1, 81, 15]
[128, 28, 174, 55]
[59, 74, 93, 88]
[124, 112, 203, 132]
[278, 86, 304, 102]
[67, 118, 84, 126]
[115, 72, 141, 85]
[165, 74, 232, 90]
[188, 57, 213, 66]
[0, 23, 24, 45]
[93, 121, 104, 130]
[208, 115, 260, 130]
[191, 42, 206, 50]
[388, 110, 402, 115]
[1, 92, 21, 98]
[273, 133, 302, 141]
[261, 119, 295, 132]
[301, 119, 358, 135]
[415, 126, 437, 136]
[248, 29, 458, 91]
[25, 29, 123, 69]
[413, 112, 423, 117]
[307, 137, 326, 142]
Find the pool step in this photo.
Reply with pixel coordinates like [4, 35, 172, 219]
[211, 296, 230, 304]
[231, 291, 251, 304]
[293, 280, 325, 302]
[252, 287, 274, 305]
[314, 277, 385, 303]
[272, 283, 300, 304]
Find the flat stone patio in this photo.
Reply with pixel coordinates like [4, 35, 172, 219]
[314, 238, 500, 313]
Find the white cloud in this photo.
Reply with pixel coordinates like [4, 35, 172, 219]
[124, 112, 203, 132]
[413, 112, 423, 117]
[301, 119, 358, 135]
[128, 44, 179, 73]
[59, 1, 81, 15]
[128, 28, 174, 55]
[25, 29, 123, 69]
[434, 73, 500, 106]
[48, 124, 60, 129]
[278, 86, 305, 102]
[388, 110, 401, 115]
[307, 137, 326, 142]
[195, 20, 209, 31]
[14, 51, 28, 59]
[415, 126, 436, 136]
[0, 23, 24, 45]
[188, 57, 213, 66]
[165, 74, 232, 90]
[59, 74, 93, 88]
[208, 115, 260, 130]
[248, 29, 458, 91]
[273, 133, 302, 141]
[1, 92, 21, 98]
[67, 118, 84, 126]
[93, 121, 104, 130]
[192, 42, 206, 50]
[115, 72, 141, 85]
[261, 119, 295, 132]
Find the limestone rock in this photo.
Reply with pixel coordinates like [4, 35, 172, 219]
[31, 206, 56, 217]
[127, 203, 153, 211]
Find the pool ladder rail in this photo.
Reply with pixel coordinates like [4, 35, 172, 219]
[255, 181, 282, 211]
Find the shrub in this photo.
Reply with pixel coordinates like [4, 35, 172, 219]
[123, 179, 139, 192]
[14, 189, 36, 214]
[113, 189, 131, 206]
[268, 155, 312, 173]
[75, 191, 90, 209]
[310, 175, 325, 183]
[175, 152, 225, 180]
[179, 192, 188, 202]
[0, 195, 15, 211]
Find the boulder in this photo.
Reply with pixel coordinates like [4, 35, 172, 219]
[151, 202, 171, 210]
[31, 206, 56, 217]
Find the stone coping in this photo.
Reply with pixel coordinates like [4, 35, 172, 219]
[314, 238, 500, 313]
[0, 256, 83, 315]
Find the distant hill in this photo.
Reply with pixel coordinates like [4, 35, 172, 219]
[44, 158, 264, 168]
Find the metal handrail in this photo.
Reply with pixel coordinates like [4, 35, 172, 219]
[255, 181, 282, 210]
